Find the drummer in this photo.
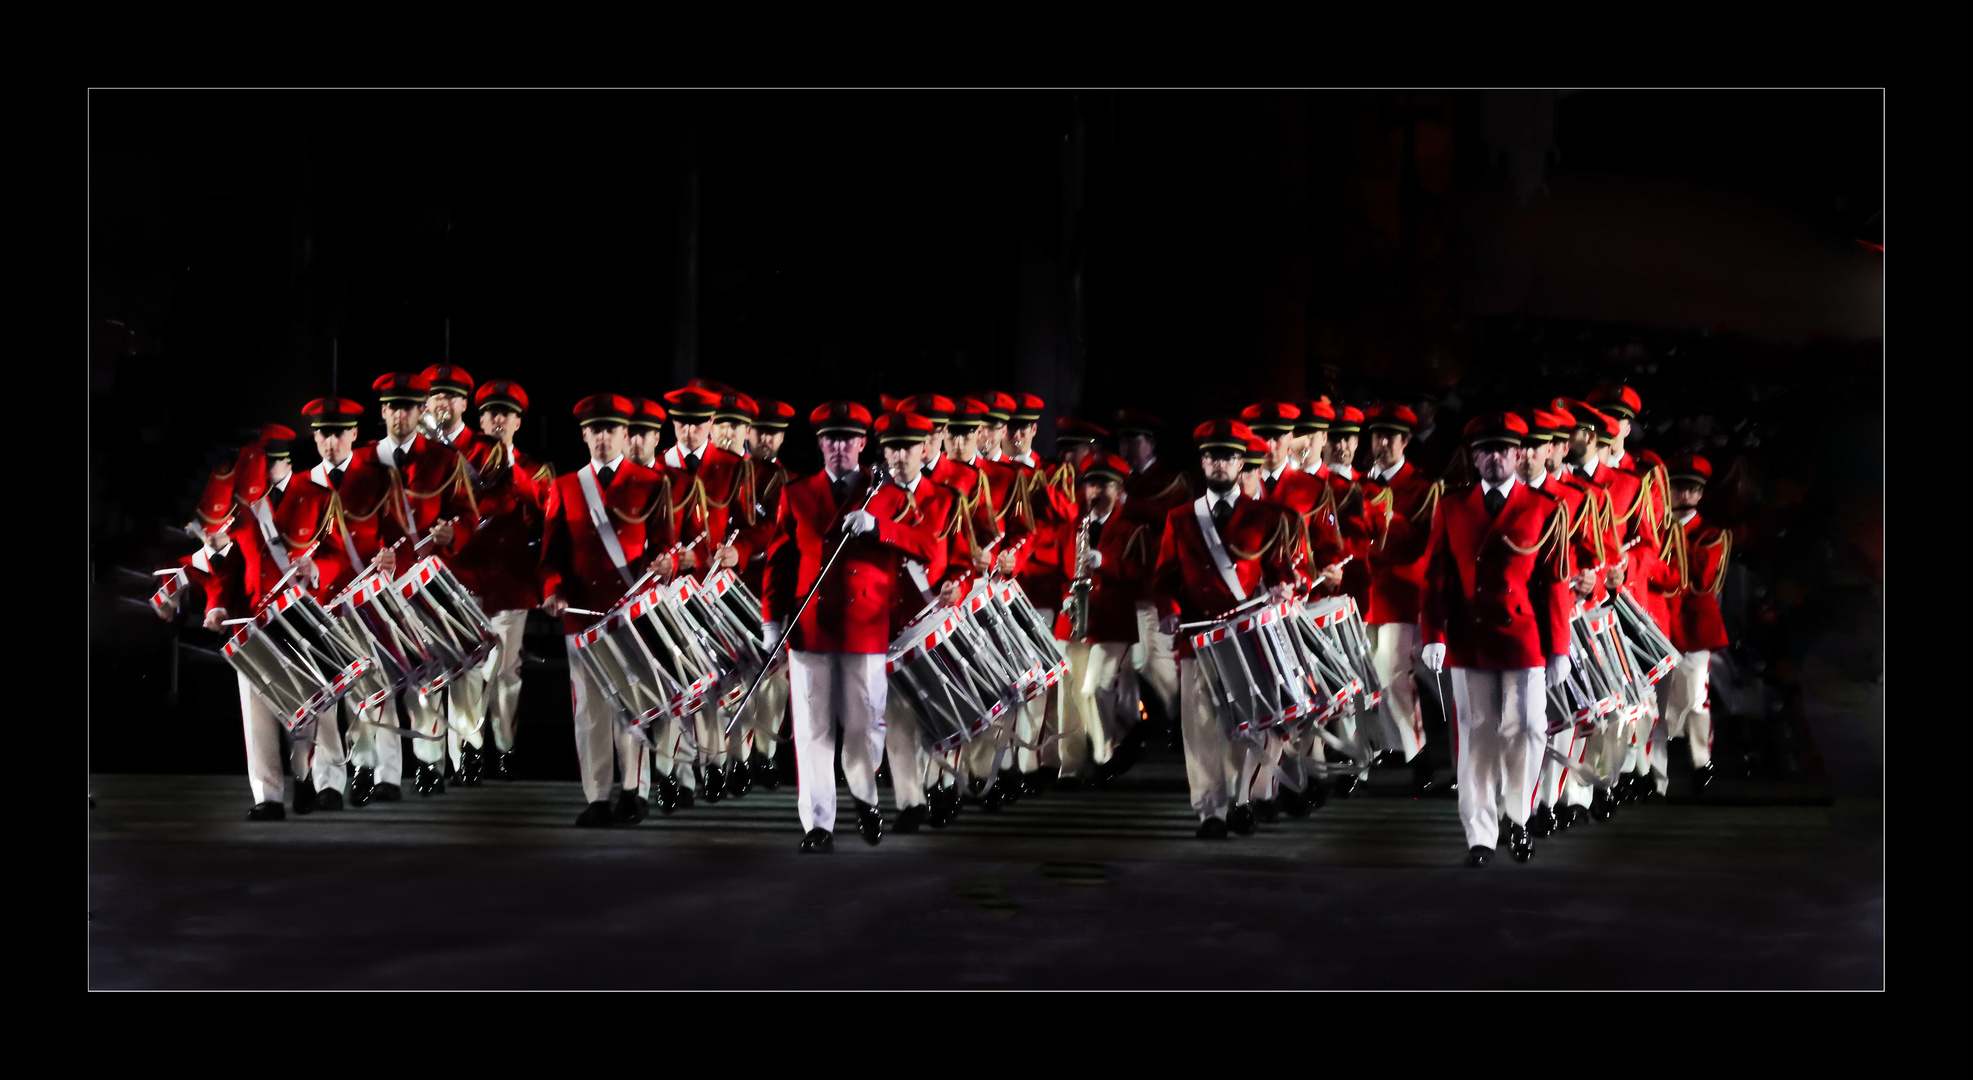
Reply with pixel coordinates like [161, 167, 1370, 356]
[1659, 454, 1732, 793]
[662, 385, 747, 801]
[732, 397, 800, 790]
[1150, 420, 1300, 839]
[540, 394, 680, 827]
[624, 396, 699, 811]
[760, 401, 947, 852]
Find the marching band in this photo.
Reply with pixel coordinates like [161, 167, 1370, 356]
[152, 367, 1733, 865]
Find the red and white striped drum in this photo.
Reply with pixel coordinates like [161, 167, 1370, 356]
[886, 606, 1007, 754]
[223, 586, 373, 732]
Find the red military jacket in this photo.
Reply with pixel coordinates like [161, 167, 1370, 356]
[959, 453, 1036, 575]
[1051, 500, 1161, 644]
[1258, 465, 1346, 590]
[733, 454, 795, 595]
[1549, 469, 1617, 605]
[1322, 468, 1393, 618]
[667, 442, 747, 557]
[1420, 480, 1572, 670]
[538, 459, 676, 633]
[923, 452, 998, 587]
[1364, 460, 1441, 624]
[265, 460, 360, 602]
[1125, 457, 1199, 520]
[1580, 458, 1672, 633]
[180, 541, 257, 618]
[453, 437, 553, 613]
[885, 477, 961, 635]
[1005, 454, 1078, 615]
[1662, 511, 1731, 652]
[1151, 493, 1301, 659]
[761, 470, 946, 654]
[332, 436, 479, 569]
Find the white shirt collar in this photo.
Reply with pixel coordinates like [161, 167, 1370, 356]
[271, 473, 290, 492]
[441, 421, 468, 445]
[1013, 450, 1037, 467]
[379, 432, 417, 459]
[1209, 487, 1240, 508]
[1524, 470, 1546, 490]
[1261, 464, 1291, 482]
[1328, 461, 1355, 480]
[591, 454, 626, 474]
[893, 473, 921, 494]
[925, 448, 942, 471]
[1676, 509, 1697, 524]
[1577, 455, 1600, 478]
[1481, 474, 1520, 499]
[1368, 459, 1405, 482]
[1133, 455, 1157, 474]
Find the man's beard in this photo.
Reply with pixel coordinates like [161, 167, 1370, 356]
[1205, 477, 1236, 495]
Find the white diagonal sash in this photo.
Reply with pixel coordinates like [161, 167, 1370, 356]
[577, 464, 640, 588]
[1192, 495, 1248, 602]
[251, 497, 290, 573]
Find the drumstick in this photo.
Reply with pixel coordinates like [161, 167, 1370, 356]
[562, 608, 610, 618]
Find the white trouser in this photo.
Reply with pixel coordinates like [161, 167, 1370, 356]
[734, 668, 788, 764]
[238, 673, 347, 804]
[347, 691, 407, 786]
[1370, 622, 1427, 761]
[406, 683, 453, 767]
[1658, 650, 1713, 770]
[447, 608, 527, 763]
[1240, 729, 1285, 804]
[1179, 657, 1239, 822]
[564, 636, 646, 805]
[788, 650, 887, 834]
[1536, 723, 1588, 810]
[1013, 609, 1060, 773]
[884, 690, 927, 811]
[960, 715, 1007, 782]
[1451, 667, 1545, 850]
[1134, 601, 1179, 717]
[1060, 642, 1129, 778]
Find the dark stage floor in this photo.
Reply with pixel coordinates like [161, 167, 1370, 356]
[88, 763, 1880, 990]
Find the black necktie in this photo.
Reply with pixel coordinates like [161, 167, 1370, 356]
[1264, 475, 1278, 498]
[683, 452, 701, 476]
[393, 447, 409, 470]
[1087, 516, 1105, 548]
[597, 465, 616, 488]
[831, 474, 853, 506]
[328, 466, 345, 490]
[268, 485, 285, 510]
[1484, 486, 1506, 516]
[1211, 496, 1233, 531]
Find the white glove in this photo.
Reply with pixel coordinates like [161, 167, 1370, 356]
[1546, 654, 1572, 689]
[1080, 549, 1103, 572]
[762, 621, 783, 654]
[844, 510, 878, 536]
[1421, 643, 1447, 673]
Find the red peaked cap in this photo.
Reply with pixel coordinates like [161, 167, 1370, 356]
[1587, 383, 1642, 420]
[1298, 399, 1336, 433]
[1328, 406, 1366, 435]
[1553, 398, 1620, 443]
[752, 398, 797, 431]
[1668, 454, 1712, 485]
[1192, 419, 1257, 452]
[663, 386, 722, 420]
[232, 424, 296, 502]
[1240, 401, 1301, 435]
[892, 393, 955, 424]
[1634, 448, 1666, 470]
[475, 379, 530, 414]
[420, 364, 474, 397]
[1364, 402, 1419, 434]
[809, 400, 873, 436]
[1010, 393, 1044, 423]
[1463, 411, 1530, 448]
[373, 372, 432, 402]
[196, 465, 236, 530]
[976, 391, 1018, 422]
[1079, 453, 1132, 485]
[1055, 416, 1109, 443]
[302, 398, 365, 429]
[629, 398, 668, 430]
[948, 397, 990, 431]
[688, 377, 739, 395]
[573, 393, 635, 427]
[713, 392, 759, 424]
[1112, 408, 1163, 435]
[1524, 407, 1573, 442]
[1242, 435, 1269, 467]
[873, 409, 935, 446]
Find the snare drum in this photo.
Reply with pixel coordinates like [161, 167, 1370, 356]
[993, 579, 1070, 686]
[571, 582, 723, 726]
[392, 556, 500, 693]
[885, 607, 1005, 754]
[222, 586, 371, 732]
[150, 567, 190, 618]
[677, 573, 770, 707]
[958, 580, 1047, 701]
[1190, 602, 1319, 738]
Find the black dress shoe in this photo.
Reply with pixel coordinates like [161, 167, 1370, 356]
[751, 750, 778, 790]
[574, 801, 613, 827]
[1509, 823, 1535, 862]
[1055, 776, 1085, 793]
[894, 804, 927, 834]
[927, 788, 954, 828]
[1565, 804, 1590, 828]
[1333, 773, 1359, 799]
[876, 763, 892, 788]
[855, 800, 884, 846]
[1196, 817, 1228, 839]
[1590, 786, 1615, 821]
[612, 790, 647, 824]
[728, 760, 752, 798]
[1307, 779, 1330, 811]
[372, 781, 403, 802]
[460, 745, 484, 786]
[1254, 798, 1280, 824]
[1228, 804, 1256, 836]
[494, 749, 517, 781]
[1693, 762, 1715, 791]
[997, 769, 1022, 804]
[654, 773, 679, 813]
[798, 828, 833, 853]
[413, 763, 439, 797]
[1529, 805, 1555, 838]
[315, 788, 345, 812]
[704, 763, 726, 802]
[1021, 772, 1047, 798]
[1279, 787, 1312, 818]
[349, 766, 375, 806]
[1465, 845, 1492, 867]
[981, 784, 1004, 812]
[292, 778, 319, 816]
[676, 784, 695, 810]
[247, 801, 286, 821]
[775, 755, 797, 788]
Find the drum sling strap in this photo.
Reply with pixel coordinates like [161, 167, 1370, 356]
[1193, 495, 1248, 601]
[578, 464, 641, 588]
[251, 497, 290, 573]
